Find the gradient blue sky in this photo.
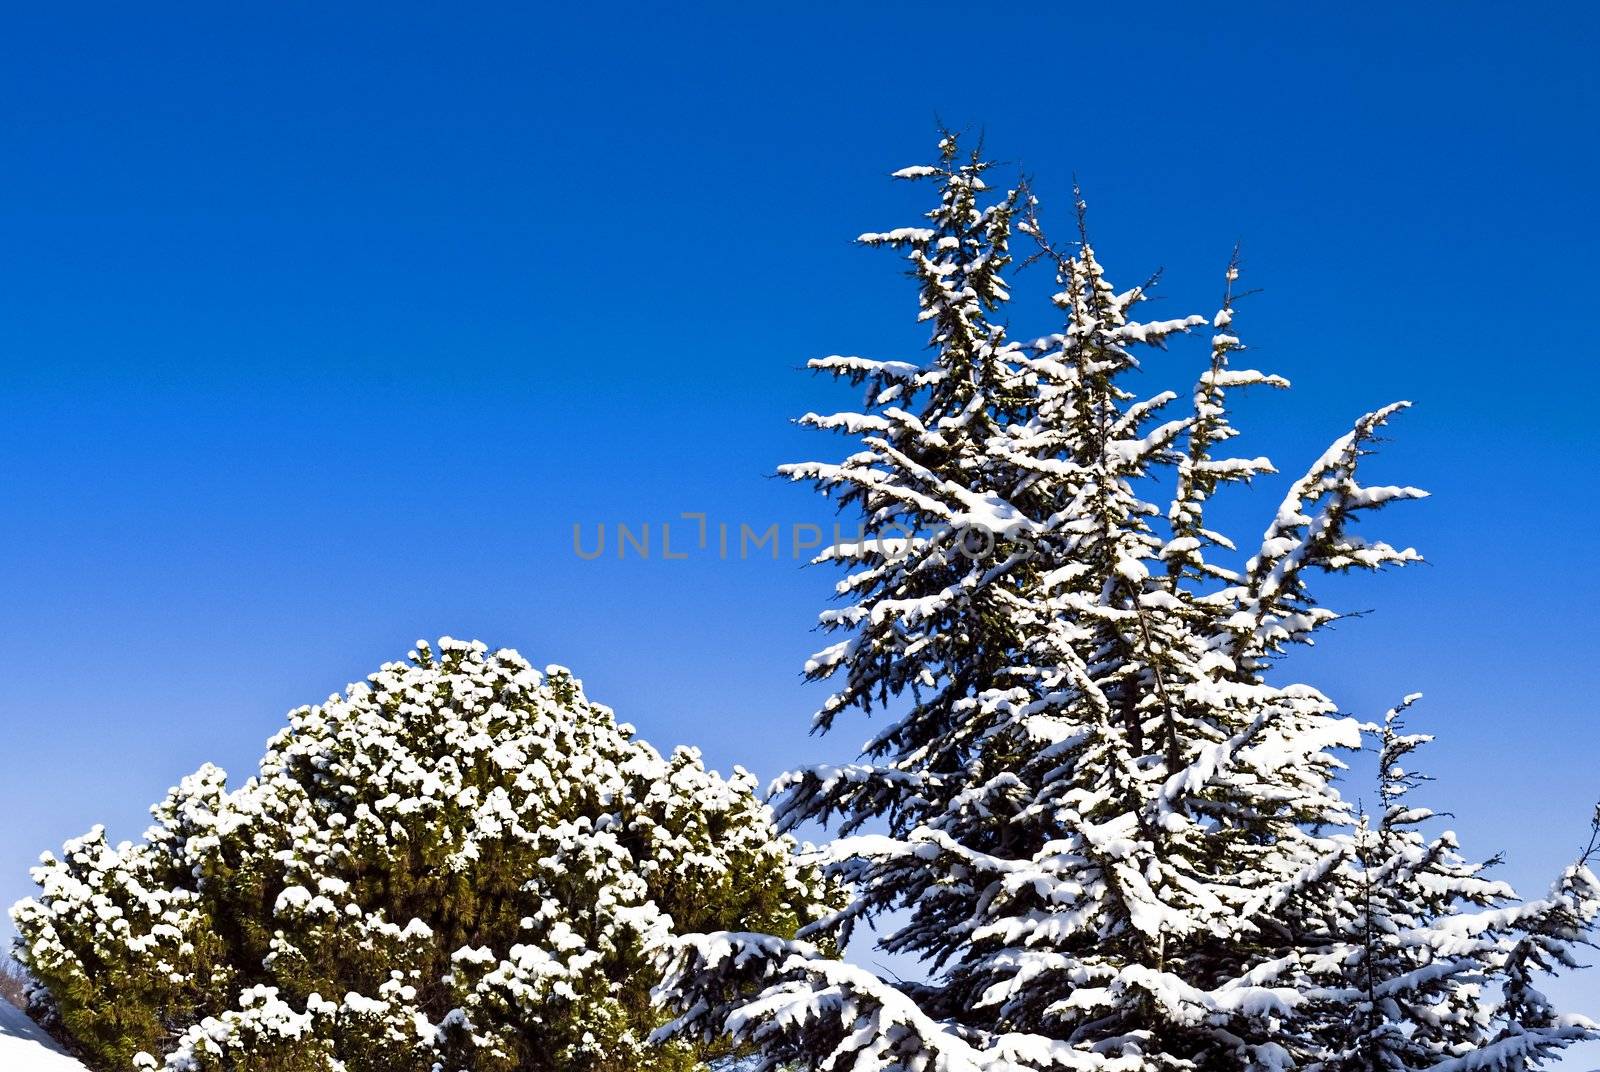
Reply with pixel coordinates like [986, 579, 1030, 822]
[3, 2, 1598, 1055]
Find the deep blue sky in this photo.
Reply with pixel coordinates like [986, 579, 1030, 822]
[3, 2, 1598, 1053]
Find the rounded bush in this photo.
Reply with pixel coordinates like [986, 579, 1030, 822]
[12, 638, 831, 1072]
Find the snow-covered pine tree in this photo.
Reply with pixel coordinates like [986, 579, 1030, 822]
[12, 639, 835, 1072]
[654, 137, 1600, 1071]
[778, 131, 1033, 792]
[1301, 696, 1600, 1070]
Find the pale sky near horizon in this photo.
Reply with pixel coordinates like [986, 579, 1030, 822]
[2, 3, 1597, 1062]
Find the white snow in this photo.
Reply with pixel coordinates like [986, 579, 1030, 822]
[0, 1002, 86, 1071]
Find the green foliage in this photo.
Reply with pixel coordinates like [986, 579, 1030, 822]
[14, 639, 833, 1072]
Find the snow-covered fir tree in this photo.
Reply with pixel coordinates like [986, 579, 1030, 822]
[654, 136, 1600, 1071]
[12, 638, 835, 1072]
[1301, 696, 1600, 1070]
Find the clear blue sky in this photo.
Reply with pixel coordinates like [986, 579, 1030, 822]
[2, 1, 1597, 1054]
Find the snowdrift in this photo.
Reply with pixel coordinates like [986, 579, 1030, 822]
[0, 1002, 85, 1071]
